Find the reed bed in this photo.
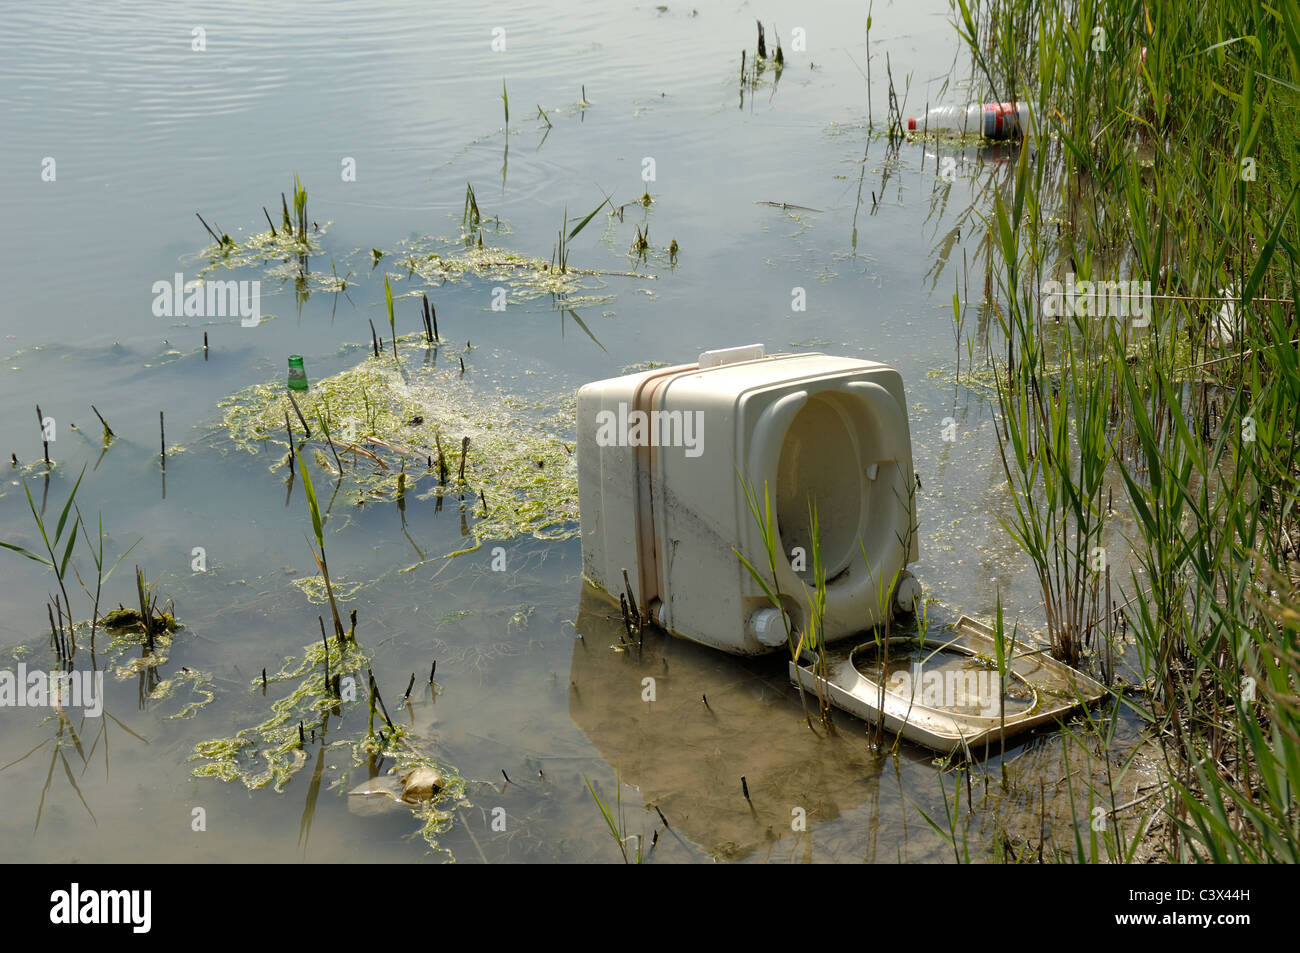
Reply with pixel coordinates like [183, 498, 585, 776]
[951, 0, 1300, 861]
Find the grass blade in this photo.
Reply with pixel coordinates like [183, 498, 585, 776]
[567, 198, 611, 241]
[297, 446, 324, 551]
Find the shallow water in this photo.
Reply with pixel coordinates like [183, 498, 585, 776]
[0, 0, 1150, 862]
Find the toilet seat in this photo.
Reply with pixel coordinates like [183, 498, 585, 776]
[744, 379, 914, 639]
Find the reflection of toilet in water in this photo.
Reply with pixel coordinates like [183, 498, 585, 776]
[577, 345, 919, 655]
[567, 584, 902, 860]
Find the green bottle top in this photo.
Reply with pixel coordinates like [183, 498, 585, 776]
[287, 355, 309, 391]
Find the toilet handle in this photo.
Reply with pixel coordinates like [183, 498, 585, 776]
[742, 390, 808, 589]
[838, 379, 915, 568]
[744, 389, 808, 505]
[838, 380, 908, 463]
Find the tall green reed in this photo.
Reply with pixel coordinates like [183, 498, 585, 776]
[0, 466, 84, 625]
[297, 446, 345, 640]
[953, 0, 1300, 861]
[733, 474, 831, 730]
[585, 769, 644, 864]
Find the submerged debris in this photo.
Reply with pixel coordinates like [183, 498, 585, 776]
[348, 765, 444, 807]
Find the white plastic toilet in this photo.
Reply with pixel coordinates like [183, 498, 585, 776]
[577, 344, 918, 656]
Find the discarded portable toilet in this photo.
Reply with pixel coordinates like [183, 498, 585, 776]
[577, 344, 919, 656]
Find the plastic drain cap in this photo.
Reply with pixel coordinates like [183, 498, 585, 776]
[749, 608, 789, 647]
[894, 572, 922, 614]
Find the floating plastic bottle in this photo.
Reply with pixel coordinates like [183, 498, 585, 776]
[906, 102, 1031, 140]
[287, 355, 309, 391]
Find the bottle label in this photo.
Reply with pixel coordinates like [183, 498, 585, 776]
[983, 102, 1021, 139]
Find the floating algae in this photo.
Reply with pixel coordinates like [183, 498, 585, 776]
[147, 668, 216, 720]
[190, 631, 371, 792]
[291, 574, 362, 605]
[219, 340, 579, 555]
[100, 605, 180, 632]
[389, 236, 627, 308]
[620, 360, 672, 374]
[187, 224, 348, 298]
[191, 624, 466, 853]
[25, 605, 218, 721]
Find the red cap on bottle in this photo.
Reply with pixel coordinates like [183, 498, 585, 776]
[907, 117, 917, 130]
